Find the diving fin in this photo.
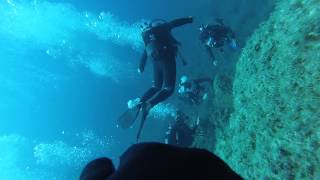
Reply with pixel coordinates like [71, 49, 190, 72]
[136, 115, 146, 142]
[117, 105, 141, 129]
[136, 103, 150, 142]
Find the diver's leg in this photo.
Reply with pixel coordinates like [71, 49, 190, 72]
[149, 57, 176, 107]
[140, 61, 163, 103]
[136, 61, 164, 142]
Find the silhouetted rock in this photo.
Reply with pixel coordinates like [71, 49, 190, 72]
[80, 142, 243, 180]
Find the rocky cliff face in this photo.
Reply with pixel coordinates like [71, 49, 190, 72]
[212, 0, 320, 179]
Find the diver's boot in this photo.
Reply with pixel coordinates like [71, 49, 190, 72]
[128, 98, 142, 109]
[128, 98, 143, 120]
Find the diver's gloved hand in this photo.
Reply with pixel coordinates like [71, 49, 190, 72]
[202, 93, 208, 100]
[211, 56, 217, 66]
[188, 16, 194, 23]
[138, 67, 144, 74]
[213, 60, 218, 66]
[230, 39, 238, 50]
[196, 117, 200, 126]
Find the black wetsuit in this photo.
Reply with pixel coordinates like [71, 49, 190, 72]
[139, 17, 193, 107]
[199, 24, 235, 61]
[166, 120, 195, 147]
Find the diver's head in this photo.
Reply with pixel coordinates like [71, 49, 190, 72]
[139, 20, 152, 32]
[179, 76, 190, 94]
[180, 75, 189, 84]
[151, 21, 163, 27]
[150, 19, 166, 27]
[199, 24, 208, 32]
[139, 19, 166, 32]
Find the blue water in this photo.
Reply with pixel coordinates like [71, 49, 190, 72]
[0, 0, 273, 179]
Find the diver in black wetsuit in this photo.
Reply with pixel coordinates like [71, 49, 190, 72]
[177, 75, 213, 105]
[199, 19, 237, 66]
[136, 17, 193, 130]
[165, 111, 199, 147]
[120, 17, 193, 142]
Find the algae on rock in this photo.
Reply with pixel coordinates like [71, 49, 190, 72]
[213, 0, 320, 179]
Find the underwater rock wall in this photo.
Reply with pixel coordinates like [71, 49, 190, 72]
[192, 0, 277, 154]
[214, 0, 320, 179]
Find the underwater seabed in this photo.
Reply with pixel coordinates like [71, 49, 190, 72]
[194, 0, 320, 179]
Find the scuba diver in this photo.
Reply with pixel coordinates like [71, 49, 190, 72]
[165, 111, 199, 147]
[199, 18, 237, 66]
[177, 75, 213, 105]
[117, 17, 193, 142]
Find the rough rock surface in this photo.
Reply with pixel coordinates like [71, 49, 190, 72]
[213, 0, 320, 179]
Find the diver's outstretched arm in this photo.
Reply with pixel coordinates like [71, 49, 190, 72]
[138, 50, 148, 73]
[167, 17, 193, 30]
